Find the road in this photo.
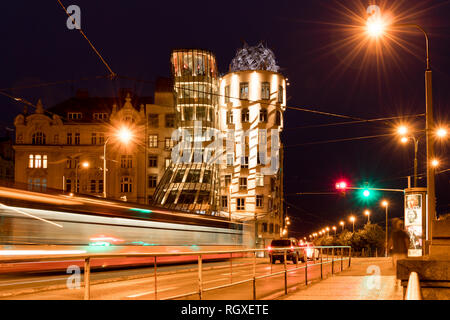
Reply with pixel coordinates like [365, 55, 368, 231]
[0, 255, 348, 300]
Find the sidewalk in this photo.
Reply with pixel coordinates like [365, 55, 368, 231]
[280, 257, 403, 300]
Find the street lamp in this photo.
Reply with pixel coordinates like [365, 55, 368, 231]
[75, 161, 89, 194]
[340, 221, 345, 232]
[366, 13, 436, 253]
[364, 210, 371, 224]
[332, 226, 337, 236]
[381, 200, 389, 257]
[349, 216, 356, 233]
[398, 126, 420, 187]
[326, 227, 330, 236]
[103, 126, 134, 199]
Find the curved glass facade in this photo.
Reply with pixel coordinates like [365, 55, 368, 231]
[153, 49, 221, 214]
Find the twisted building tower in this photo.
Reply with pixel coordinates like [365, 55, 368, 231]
[153, 49, 221, 214]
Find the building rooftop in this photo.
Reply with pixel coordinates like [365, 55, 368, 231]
[229, 42, 280, 73]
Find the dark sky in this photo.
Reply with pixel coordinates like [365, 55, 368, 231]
[1, 0, 449, 237]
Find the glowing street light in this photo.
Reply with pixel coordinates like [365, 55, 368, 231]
[364, 210, 371, 224]
[74, 161, 90, 194]
[381, 200, 389, 257]
[431, 159, 440, 168]
[397, 126, 420, 187]
[349, 216, 356, 233]
[340, 221, 345, 232]
[332, 226, 337, 236]
[436, 128, 447, 139]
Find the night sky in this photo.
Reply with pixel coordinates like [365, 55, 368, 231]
[1, 0, 449, 237]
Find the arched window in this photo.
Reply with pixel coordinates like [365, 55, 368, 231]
[120, 177, 133, 193]
[32, 132, 46, 145]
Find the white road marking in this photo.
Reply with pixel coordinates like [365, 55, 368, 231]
[126, 286, 177, 298]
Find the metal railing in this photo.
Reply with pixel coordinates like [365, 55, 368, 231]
[405, 272, 422, 300]
[0, 245, 351, 300]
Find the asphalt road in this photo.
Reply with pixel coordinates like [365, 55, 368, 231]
[1, 255, 348, 300]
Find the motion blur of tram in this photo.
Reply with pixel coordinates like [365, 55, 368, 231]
[0, 185, 248, 273]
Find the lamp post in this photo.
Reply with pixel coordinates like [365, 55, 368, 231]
[399, 127, 420, 187]
[103, 127, 133, 199]
[366, 17, 435, 253]
[75, 161, 89, 194]
[349, 216, 356, 233]
[382, 200, 389, 257]
[340, 221, 345, 232]
[364, 210, 371, 224]
[332, 226, 337, 236]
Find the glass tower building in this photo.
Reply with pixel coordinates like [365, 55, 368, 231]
[153, 49, 221, 214]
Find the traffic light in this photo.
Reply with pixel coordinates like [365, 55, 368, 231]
[363, 189, 371, 197]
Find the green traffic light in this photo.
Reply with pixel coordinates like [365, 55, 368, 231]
[363, 190, 371, 197]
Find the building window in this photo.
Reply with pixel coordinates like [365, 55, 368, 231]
[226, 110, 233, 125]
[67, 133, 73, 145]
[54, 134, 59, 144]
[259, 108, 268, 122]
[32, 132, 46, 145]
[241, 156, 249, 169]
[148, 175, 158, 188]
[262, 223, 268, 233]
[98, 180, 103, 193]
[221, 196, 228, 208]
[241, 108, 249, 123]
[121, 155, 133, 169]
[68, 112, 82, 120]
[224, 175, 231, 187]
[74, 133, 80, 145]
[269, 223, 274, 234]
[276, 110, 282, 126]
[268, 198, 273, 211]
[237, 198, 245, 211]
[165, 114, 175, 128]
[196, 106, 207, 120]
[165, 137, 174, 150]
[91, 133, 97, 145]
[240, 82, 249, 100]
[256, 173, 264, 187]
[148, 155, 158, 168]
[226, 154, 234, 167]
[149, 135, 158, 148]
[99, 133, 105, 145]
[256, 195, 264, 208]
[224, 85, 230, 103]
[148, 114, 159, 128]
[93, 113, 108, 120]
[278, 85, 284, 103]
[120, 177, 132, 193]
[239, 177, 247, 190]
[90, 180, 96, 193]
[183, 107, 193, 121]
[65, 179, 72, 192]
[261, 82, 270, 100]
[28, 155, 47, 169]
[165, 158, 171, 169]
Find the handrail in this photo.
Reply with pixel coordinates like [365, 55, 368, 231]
[0, 245, 351, 300]
[405, 272, 422, 300]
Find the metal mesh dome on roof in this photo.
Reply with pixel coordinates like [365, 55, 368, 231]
[229, 42, 280, 73]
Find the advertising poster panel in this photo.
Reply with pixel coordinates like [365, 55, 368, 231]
[405, 194, 423, 257]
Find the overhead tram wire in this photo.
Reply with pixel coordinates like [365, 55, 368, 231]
[56, 0, 116, 78]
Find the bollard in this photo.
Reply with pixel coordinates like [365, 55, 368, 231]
[340, 248, 343, 272]
[198, 255, 203, 300]
[230, 252, 233, 284]
[253, 251, 257, 300]
[331, 248, 334, 275]
[154, 256, 158, 300]
[349, 247, 352, 267]
[320, 248, 323, 280]
[284, 250, 288, 295]
[304, 250, 308, 286]
[84, 257, 90, 300]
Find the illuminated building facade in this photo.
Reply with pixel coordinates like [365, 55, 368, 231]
[218, 43, 287, 247]
[153, 49, 221, 214]
[13, 86, 175, 204]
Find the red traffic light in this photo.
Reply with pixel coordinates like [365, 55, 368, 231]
[336, 181, 348, 190]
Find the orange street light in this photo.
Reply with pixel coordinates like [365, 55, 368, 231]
[381, 200, 389, 257]
[349, 216, 356, 233]
[364, 210, 371, 224]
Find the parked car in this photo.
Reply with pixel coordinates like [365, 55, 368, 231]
[268, 238, 305, 264]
